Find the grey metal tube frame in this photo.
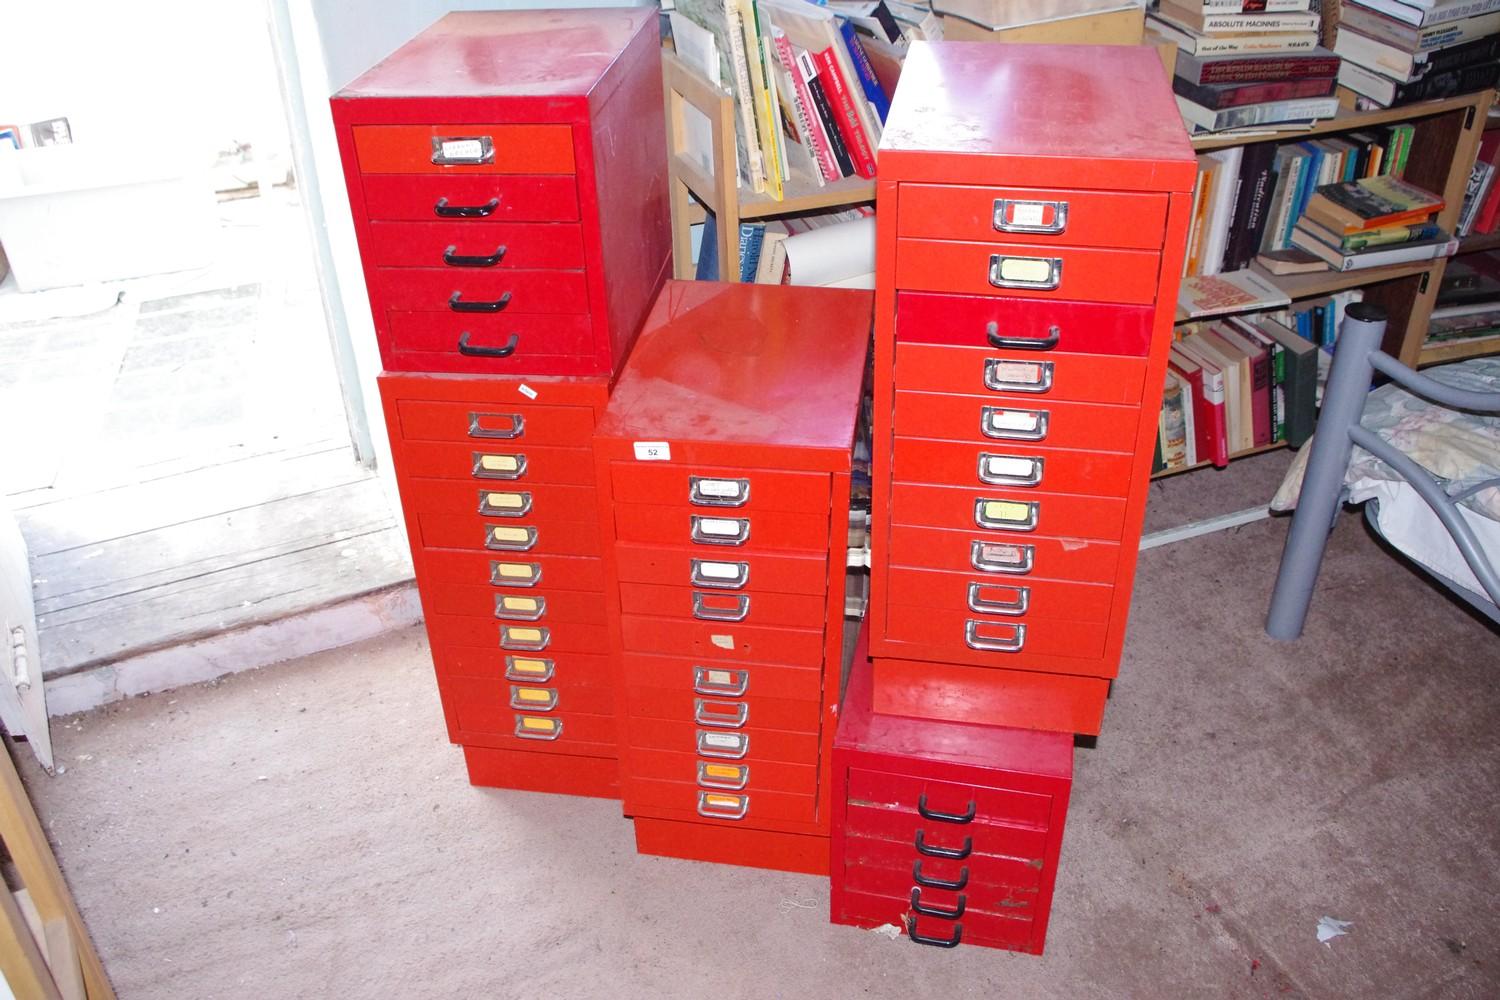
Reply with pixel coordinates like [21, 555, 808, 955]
[1265, 303, 1500, 639]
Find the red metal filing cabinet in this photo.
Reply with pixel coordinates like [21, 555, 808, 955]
[594, 281, 871, 875]
[380, 372, 618, 796]
[831, 643, 1074, 954]
[866, 43, 1196, 735]
[332, 8, 670, 377]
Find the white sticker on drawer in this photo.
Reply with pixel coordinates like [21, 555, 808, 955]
[991, 410, 1040, 431]
[698, 479, 740, 498]
[518, 384, 538, 400]
[634, 441, 671, 461]
[985, 456, 1035, 479]
[440, 138, 484, 161]
[991, 361, 1042, 383]
[699, 562, 740, 580]
[699, 518, 740, 536]
[710, 634, 734, 650]
[701, 732, 743, 751]
[1011, 202, 1046, 227]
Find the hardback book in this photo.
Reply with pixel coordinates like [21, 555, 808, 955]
[1333, 25, 1500, 82]
[812, 46, 878, 178]
[1337, 57, 1500, 108]
[1230, 320, 1287, 443]
[838, 21, 891, 123]
[1303, 175, 1444, 234]
[1181, 331, 1250, 453]
[767, 34, 833, 184]
[793, 47, 855, 177]
[1201, 0, 1313, 10]
[1197, 326, 1257, 452]
[1338, 3, 1500, 50]
[1179, 267, 1292, 317]
[1224, 142, 1280, 270]
[1168, 345, 1230, 466]
[1250, 316, 1319, 446]
[1156, 0, 1320, 33]
[1343, 0, 1500, 29]
[1300, 216, 1443, 251]
[1176, 94, 1339, 131]
[1160, 372, 1191, 469]
[1171, 47, 1341, 83]
[1291, 224, 1459, 270]
[1218, 319, 1275, 447]
[1255, 247, 1327, 273]
[1172, 73, 1337, 109]
[1199, 147, 1243, 275]
[1149, 13, 1320, 52]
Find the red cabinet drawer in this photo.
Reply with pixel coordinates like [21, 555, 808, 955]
[619, 615, 825, 667]
[363, 221, 586, 269]
[394, 397, 595, 446]
[625, 776, 816, 826]
[896, 290, 1154, 357]
[612, 504, 829, 553]
[415, 512, 603, 556]
[442, 671, 615, 716]
[618, 583, 826, 630]
[353, 124, 575, 175]
[623, 746, 817, 796]
[400, 478, 598, 521]
[889, 482, 1128, 542]
[624, 685, 821, 734]
[431, 644, 612, 688]
[621, 651, 822, 704]
[383, 311, 597, 375]
[891, 437, 1135, 499]
[627, 717, 821, 764]
[843, 839, 1044, 906]
[870, 657, 1109, 736]
[420, 582, 607, 625]
[897, 184, 1169, 251]
[885, 566, 1114, 626]
[370, 267, 588, 315]
[396, 440, 594, 485]
[888, 524, 1121, 584]
[426, 612, 609, 654]
[884, 602, 1109, 660]
[614, 543, 827, 596]
[835, 886, 1036, 953]
[608, 463, 830, 514]
[420, 548, 605, 591]
[846, 768, 1053, 830]
[894, 389, 1141, 453]
[841, 812, 1048, 882]
[896, 238, 1161, 306]
[360, 174, 579, 222]
[446, 676, 616, 744]
[895, 343, 1148, 405]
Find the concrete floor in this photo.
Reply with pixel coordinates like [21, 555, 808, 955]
[15, 454, 1500, 999]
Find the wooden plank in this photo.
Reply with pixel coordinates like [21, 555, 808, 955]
[740, 172, 875, 219]
[0, 884, 62, 1000]
[1189, 90, 1485, 152]
[1419, 335, 1500, 366]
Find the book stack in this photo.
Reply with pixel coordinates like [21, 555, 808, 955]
[671, 0, 900, 200]
[1290, 174, 1458, 270]
[1149, 0, 1343, 133]
[1458, 127, 1500, 238]
[1428, 251, 1500, 347]
[1334, 0, 1500, 109]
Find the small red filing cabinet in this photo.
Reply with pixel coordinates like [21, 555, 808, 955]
[867, 43, 1196, 734]
[831, 638, 1073, 954]
[332, 9, 670, 378]
[594, 281, 871, 875]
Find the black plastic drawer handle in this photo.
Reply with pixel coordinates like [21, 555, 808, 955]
[450, 291, 512, 313]
[917, 792, 976, 824]
[910, 887, 966, 920]
[912, 860, 969, 891]
[434, 196, 499, 218]
[443, 244, 507, 267]
[987, 320, 1060, 352]
[914, 830, 973, 860]
[906, 916, 963, 949]
[457, 332, 519, 358]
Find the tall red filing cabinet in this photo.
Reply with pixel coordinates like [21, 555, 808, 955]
[867, 43, 1196, 735]
[593, 281, 871, 875]
[332, 9, 670, 795]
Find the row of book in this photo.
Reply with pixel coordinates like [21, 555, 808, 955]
[695, 206, 875, 283]
[1428, 249, 1500, 347]
[1333, 0, 1500, 110]
[1289, 173, 1456, 271]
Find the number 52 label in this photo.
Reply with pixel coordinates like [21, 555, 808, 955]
[633, 441, 671, 461]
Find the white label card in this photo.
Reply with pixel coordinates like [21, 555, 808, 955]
[700, 562, 740, 580]
[698, 479, 742, 498]
[634, 441, 671, 461]
[985, 456, 1035, 479]
[518, 384, 538, 400]
[700, 518, 741, 536]
[991, 410, 1039, 431]
[703, 732, 742, 749]
[1011, 202, 1046, 227]
[440, 138, 484, 161]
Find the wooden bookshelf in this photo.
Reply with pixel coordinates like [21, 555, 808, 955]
[1459, 231, 1500, 255]
[1151, 441, 1289, 480]
[1420, 336, 1500, 366]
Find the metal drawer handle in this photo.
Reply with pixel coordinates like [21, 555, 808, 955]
[986, 321, 1060, 352]
[690, 516, 750, 546]
[691, 559, 749, 590]
[504, 655, 554, 683]
[978, 453, 1043, 488]
[479, 490, 531, 517]
[513, 714, 561, 741]
[692, 591, 750, 622]
[910, 887, 967, 920]
[993, 197, 1068, 235]
[472, 452, 527, 480]
[966, 582, 1029, 617]
[913, 860, 969, 891]
[430, 135, 495, 166]
[499, 625, 550, 651]
[694, 698, 748, 729]
[983, 358, 1054, 395]
[485, 525, 538, 552]
[974, 498, 1039, 533]
[697, 760, 750, 791]
[457, 331, 519, 358]
[697, 729, 749, 759]
[906, 917, 963, 949]
[508, 685, 557, 711]
[915, 830, 973, 860]
[697, 791, 749, 821]
[434, 196, 499, 218]
[918, 792, 976, 825]
[689, 476, 751, 507]
[970, 540, 1035, 575]
[468, 411, 524, 439]
[988, 254, 1062, 291]
[965, 620, 1026, 653]
[489, 561, 542, 588]
[693, 666, 749, 697]
[981, 406, 1049, 442]
[443, 244, 506, 267]
[450, 290, 512, 313]
[494, 594, 546, 622]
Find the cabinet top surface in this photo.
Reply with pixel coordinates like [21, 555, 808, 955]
[880, 42, 1196, 190]
[596, 281, 871, 453]
[337, 8, 653, 101]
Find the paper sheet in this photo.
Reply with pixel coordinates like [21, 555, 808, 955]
[782, 217, 875, 288]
